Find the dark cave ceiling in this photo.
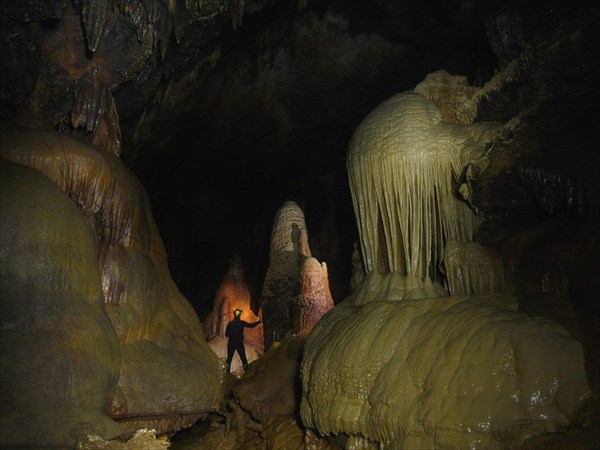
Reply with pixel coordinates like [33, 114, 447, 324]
[1, 0, 598, 317]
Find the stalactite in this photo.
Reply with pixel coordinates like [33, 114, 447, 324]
[231, 0, 245, 30]
[187, 0, 203, 12]
[71, 66, 122, 157]
[169, 0, 188, 43]
[79, 0, 112, 52]
[119, 0, 149, 44]
[148, 0, 173, 58]
[209, 46, 221, 68]
[484, 11, 526, 68]
[118, 0, 172, 58]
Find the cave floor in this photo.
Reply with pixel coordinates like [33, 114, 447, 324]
[170, 413, 226, 450]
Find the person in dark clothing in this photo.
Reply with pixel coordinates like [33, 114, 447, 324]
[225, 308, 261, 372]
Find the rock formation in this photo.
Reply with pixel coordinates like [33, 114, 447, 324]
[294, 257, 335, 335]
[203, 255, 263, 349]
[347, 82, 500, 284]
[0, 127, 222, 447]
[302, 295, 589, 449]
[234, 336, 306, 427]
[203, 255, 264, 374]
[0, 158, 123, 448]
[260, 200, 311, 349]
[0, 0, 598, 448]
[300, 65, 593, 448]
[182, 334, 334, 450]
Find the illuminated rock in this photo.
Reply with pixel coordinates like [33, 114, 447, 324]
[233, 336, 305, 426]
[0, 127, 221, 444]
[413, 69, 480, 124]
[301, 295, 590, 448]
[203, 255, 264, 353]
[294, 257, 334, 335]
[261, 416, 304, 450]
[301, 77, 591, 448]
[347, 89, 501, 287]
[0, 159, 122, 448]
[77, 428, 170, 449]
[260, 201, 311, 349]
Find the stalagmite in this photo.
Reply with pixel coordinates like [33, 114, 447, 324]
[0, 127, 221, 445]
[260, 201, 311, 349]
[203, 255, 263, 351]
[203, 255, 263, 374]
[294, 257, 334, 335]
[72, 66, 123, 157]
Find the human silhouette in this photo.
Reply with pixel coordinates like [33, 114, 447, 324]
[225, 308, 261, 372]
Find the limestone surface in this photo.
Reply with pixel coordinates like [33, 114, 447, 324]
[0, 127, 222, 444]
[301, 295, 590, 449]
[347, 89, 501, 280]
[203, 255, 264, 353]
[0, 159, 122, 447]
[260, 201, 311, 349]
[294, 257, 335, 335]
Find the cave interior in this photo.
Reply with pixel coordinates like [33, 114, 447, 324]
[1, 0, 599, 448]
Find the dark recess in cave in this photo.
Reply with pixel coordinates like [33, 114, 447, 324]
[129, 0, 501, 318]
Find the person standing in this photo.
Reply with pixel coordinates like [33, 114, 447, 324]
[225, 308, 261, 372]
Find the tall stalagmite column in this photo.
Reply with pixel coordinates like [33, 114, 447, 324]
[260, 201, 311, 349]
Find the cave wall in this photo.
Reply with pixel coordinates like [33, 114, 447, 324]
[0, 127, 222, 447]
[0, 158, 123, 448]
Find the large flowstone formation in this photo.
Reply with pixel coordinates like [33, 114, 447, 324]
[302, 295, 589, 449]
[347, 82, 500, 283]
[300, 70, 593, 448]
[0, 159, 123, 447]
[0, 127, 222, 447]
